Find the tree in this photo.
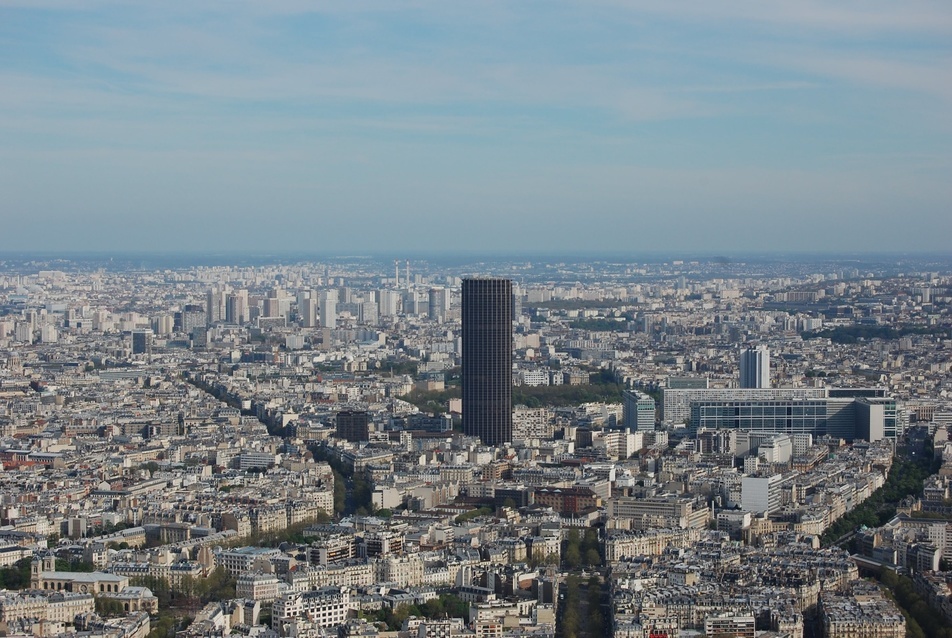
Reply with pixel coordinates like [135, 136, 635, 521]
[55, 558, 95, 572]
[95, 597, 126, 617]
[0, 558, 32, 590]
[584, 549, 601, 567]
[564, 544, 581, 569]
[332, 469, 346, 515]
[139, 461, 160, 475]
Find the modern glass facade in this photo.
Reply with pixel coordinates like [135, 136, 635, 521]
[690, 396, 900, 442]
[691, 399, 829, 436]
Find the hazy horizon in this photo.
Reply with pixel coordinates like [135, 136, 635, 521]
[2, 1, 950, 255]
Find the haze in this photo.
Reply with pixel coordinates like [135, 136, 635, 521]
[1, 1, 950, 255]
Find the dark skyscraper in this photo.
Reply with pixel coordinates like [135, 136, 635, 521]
[462, 277, 512, 446]
[336, 410, 371, 442]
[131, 329, 153, 355]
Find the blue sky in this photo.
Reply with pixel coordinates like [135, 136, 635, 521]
[1, 1, 950, 255]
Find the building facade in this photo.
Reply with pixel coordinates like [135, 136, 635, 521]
[739, 345, 770, 389]
[462, 278, 512, 446]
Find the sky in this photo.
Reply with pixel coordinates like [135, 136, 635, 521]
[1, 1, 950, 256]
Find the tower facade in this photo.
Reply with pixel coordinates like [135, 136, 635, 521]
[319, 290, 338, 329]
[739, 345, 770, 389]
[336, 410, 371, 443]
[462, 278, 512, 446]
[132, 329, 153, 355]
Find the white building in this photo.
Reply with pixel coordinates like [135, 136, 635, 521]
[739, 345, 770, 389]
[272, 586, 349, 632]
[741, 474, 786, 515]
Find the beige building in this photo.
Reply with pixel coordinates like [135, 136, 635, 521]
[0, 590, 94, 625]
[30, 554, 128, 595]
[820, 581, 905, 638]
[236, 572, 281, 603]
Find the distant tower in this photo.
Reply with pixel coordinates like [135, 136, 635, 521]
[336, 410, 371, 443]
[319, 290, 337, 329]
[301, 297, 318, 328]
[395, 260, 400, 287]
[226, 290, 249, 324]
[428, 288, 450, 322]
[206, 289, 225, 325]
[132, 329, 153, 355]
[462, 278, 512, 446]
[739, 345, 770, 388]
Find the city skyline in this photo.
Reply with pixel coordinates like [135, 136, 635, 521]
[2, 2, 950, 255]
[0, 247, 949, 634]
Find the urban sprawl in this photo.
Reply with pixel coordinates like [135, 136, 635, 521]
[0, 255, 951, 638]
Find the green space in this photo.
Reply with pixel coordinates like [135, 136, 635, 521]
[0, 558, 32, 590]
[400, 367, 624, 413]
[360, 594, 469, 630]
[559, 574, 582, 638]
[384, 360, 418, 376]
[145, 612, 192, 638]
[400, 379, 624, 413]
[878, 570, 952, 638]
[559, 574, 605, 638]
[821, 454, 936, 547]
[399, 388, 459, 415]
[454, 507, 493, 524]
[308, 444, 376, 516]
[226, 517, 332, 548]
[526, 300, 631, 311]
[131, 566, 236, 610]
[563, 528, 602, 570]
[801, 324, 951, 344]
[514, 382, 624, 408]
[569, 318, 630, 332]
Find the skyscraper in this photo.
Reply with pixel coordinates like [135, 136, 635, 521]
[319, 290, 337, 329]
[206, 289, 225, 325]
[132, 329, 153, 355]
[623, 390, 656, 431]
[462, 277, 512, 446]
[739, 345, 770, 389]
[226, 290, 248, 324]
[300, 296, 318, 328]
[336, 410, 371, 443]
[428, 288, 451, 322]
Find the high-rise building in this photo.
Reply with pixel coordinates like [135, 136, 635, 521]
[623, 390, 656, 431]
[319, 290, 337, 329]
[206, 289, 225, 325]
[378, 289, 400, 316]
[132, 329, 153, 355]
[462, 277, 512, 446]
[402, 291, 421, 315]
[226, 290, 248, 324]
[263, 297, 280, 318]
[14, 322, 32, 343]
[739, 345, 770, 389]
[336, 411, 370, 442]
[153, 314, 175, 336]
[359, 301, 378, 326]
[428, 288, 451, 322]
[179, 305, 206, 334]
[300, 297, 318, 328]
